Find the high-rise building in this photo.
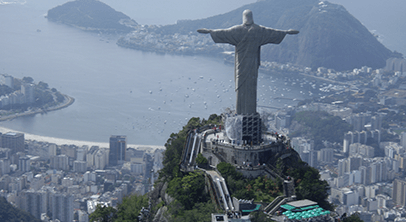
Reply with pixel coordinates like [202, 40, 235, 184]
[349, 156, 362, 171]
[95, 149, 108, 169]
[343, 131, 353, 153]
[371, 114, 383, 131]
[318, 148, 334, 163]
[18, 156, 31, 172]
[73, 161, 87, 173]
[0, 159, 10, 176]
[50, 155, 69, 171]
[19, 189, 48, 220]
[51, 192, 74, 222]
[1, 132, 24, 153]
[86, 146, 99, 168]
[393, 179, 406, 206]
[21, 83, 35, 104]
[401, 132, 406, 149]
[109, 135, 126, 166]
[76, 146, 88, 161]
[0, 74, 14, 88]
[338, 159, 349, 177]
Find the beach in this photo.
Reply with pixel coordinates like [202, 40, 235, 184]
[0, 126, 165, 153]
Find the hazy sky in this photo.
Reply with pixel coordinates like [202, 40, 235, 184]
[328, 0, 406, 54]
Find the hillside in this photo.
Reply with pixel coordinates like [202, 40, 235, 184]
[155, 0, 393, 71]
[0, 197, 41, 222]
[47, 0, 137, 33]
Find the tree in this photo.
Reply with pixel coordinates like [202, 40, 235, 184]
[291, 111, 353, 149]
[217, 162, 243, 181]
[38, 81, 49, 90]
[168, 202, 216, 222]
[250, 211, 272, 222]
[89, 205, 117, 222]
[290, 166, 333, 210]
[115, 194, 149, 222]
[343, 213, 364, 222]
[166, 171, 208, 210]
[0, 196, 41, 222]
[0, 85, 13, 97]
[22, 76, 34, 83]
[196, 153, 208, 167]
[160, 115, 221, 180]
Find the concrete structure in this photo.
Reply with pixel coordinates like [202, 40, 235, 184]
[51, 155, 69, 171]
[73, 160, 87, 173]
[1, 132, 24, 153]
[18, 156, 30, 172]
[51, 192, 74, 222]
[393, 178, 406, 207]
[109, 135, 126, 166]
[21, 83, 35, 104]
[198, 10, 298, 115]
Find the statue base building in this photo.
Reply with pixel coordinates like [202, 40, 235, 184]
[225, 113, 262, 145]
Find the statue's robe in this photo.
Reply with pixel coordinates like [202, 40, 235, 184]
[210, 24, 287, 114]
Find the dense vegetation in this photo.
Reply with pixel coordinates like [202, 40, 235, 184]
[160, 114, 222, 180]
[285, 162, 333, 210]
[89, 194, 149, 222]
[156, 114, 333, 221]
[90, 113, 333, 221]
[158, 115, 222, 222]
[343, 213, 364, 222]
[217, 162, 282, 202]
[290, 111, 353, 149]
[47, 0, 136, 33]
[0, 197, 41, 222]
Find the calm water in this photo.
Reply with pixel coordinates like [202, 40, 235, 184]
[0, 0, 308, 145]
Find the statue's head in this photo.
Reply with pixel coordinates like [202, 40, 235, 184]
[243, 9, 254, 25]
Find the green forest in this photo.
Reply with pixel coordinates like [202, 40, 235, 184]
[90, 114, 334, 221]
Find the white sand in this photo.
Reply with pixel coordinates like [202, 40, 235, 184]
[0, 126, 165, 152]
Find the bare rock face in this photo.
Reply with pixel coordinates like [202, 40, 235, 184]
[153, 206, 169, 222]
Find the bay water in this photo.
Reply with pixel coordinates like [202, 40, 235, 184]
[0, 0, 308, 145]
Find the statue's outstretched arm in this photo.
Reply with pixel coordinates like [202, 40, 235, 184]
[286, 29, 299, 35]
[197, 28, 212, 34]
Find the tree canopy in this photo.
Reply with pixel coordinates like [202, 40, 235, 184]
[290, 111, 353, 149]
[89, 194, 149, 222]
[0, 197, 41, 222]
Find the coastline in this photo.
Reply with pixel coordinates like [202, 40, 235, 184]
[0, 126, 165, 152]
[0, 95, 165, 152]
[0, 94, 75, 121]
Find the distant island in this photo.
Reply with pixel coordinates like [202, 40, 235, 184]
[0, 75, 74, 121]
[47, 0, 137, 33]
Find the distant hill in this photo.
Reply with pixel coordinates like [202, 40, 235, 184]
[0, 197, 41, 222]
[156, 0, 393, 71]
[47, 0, 137, 33]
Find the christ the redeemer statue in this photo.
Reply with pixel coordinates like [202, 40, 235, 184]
[198, 9, 299, 115]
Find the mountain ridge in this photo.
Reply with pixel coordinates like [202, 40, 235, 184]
[155, 0, 393, 71]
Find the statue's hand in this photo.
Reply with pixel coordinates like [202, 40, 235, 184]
[286, 29, 299, 35]
[197, 28, 211, 34]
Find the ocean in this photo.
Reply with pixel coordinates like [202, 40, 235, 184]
[0, 0, 308, 146]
